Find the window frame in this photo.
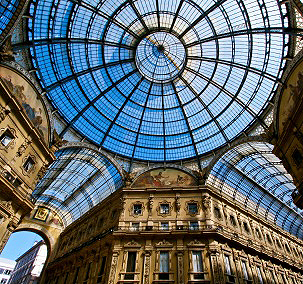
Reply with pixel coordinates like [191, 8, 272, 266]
[0, 128, 14, 147]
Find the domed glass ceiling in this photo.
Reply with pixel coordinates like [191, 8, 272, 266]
[28, 0, 289, 161]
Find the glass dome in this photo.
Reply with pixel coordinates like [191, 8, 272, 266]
[28, 0, 289, 161]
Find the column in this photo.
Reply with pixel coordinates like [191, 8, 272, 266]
[208, 247, 225, 284]
[142, 251, 151, 284]
[108, 251, 119, 284]
[177, 251, 184, 284]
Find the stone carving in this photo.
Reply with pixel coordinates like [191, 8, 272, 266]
[142, 251, 151, 284]
[123, 169, 135, 186]
[51, 129, 67, 151]
[35, 163, 48, 183]
[0, 200, 13, 213]
[119, 196, 126, 214]
[108, 252, 119, 284]
[177, 251, 184, 284]
[0, 36, 15, 62]
[175, 195, 181, 214]
[155, 239, 173, 247]
[187, 239, 203, 247]
[124, 240, 141, 248]
[148, 195, 154, 215]
[202, 194, 211, 218]
[0, 104, 10, 123]
[16, 138, 31, 157]
[192, 168, 207, 185]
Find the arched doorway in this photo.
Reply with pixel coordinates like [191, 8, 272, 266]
[0, 230, 50, 284]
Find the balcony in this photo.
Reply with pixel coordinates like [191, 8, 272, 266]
[118, 272, 140, 283]
[188, 272, 210, 283]
[152, 272, 174, 283]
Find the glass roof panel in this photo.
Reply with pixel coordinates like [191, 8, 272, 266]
[0, 0, 20, 34]
[28, 0, 290, 161]
[33, 148, 123, 226]
[207, 142, 303, 239]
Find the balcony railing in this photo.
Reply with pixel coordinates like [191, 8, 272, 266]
[116, 225, 215, 233]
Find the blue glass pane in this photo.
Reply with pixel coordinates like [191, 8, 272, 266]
[0, 0, 20, 34]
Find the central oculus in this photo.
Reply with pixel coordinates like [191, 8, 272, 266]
[135, 32, 186, 83]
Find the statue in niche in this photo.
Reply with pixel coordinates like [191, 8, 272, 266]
[202, 195, 211, 218]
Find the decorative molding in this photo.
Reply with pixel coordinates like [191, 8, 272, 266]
[128, 201, 145, 218]
[0, 104, 10, 123]
[0, 200, 13, 215]
[108, 252, 119, 284]
[187, 239, 204, 247]
[177, 251, 184, 284]
[124, 240, 141, 248]
[156, 201, 172, 217]
[184, 200, 200, 217]
[16, 138, 31, 157]
[155, 239, 173, 248]
[0, 126, 16, 151]
[142, 251, 151, 284]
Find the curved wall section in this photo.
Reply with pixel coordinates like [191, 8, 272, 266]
[32, 147, 123, 226]
[207, 141, 303, 239]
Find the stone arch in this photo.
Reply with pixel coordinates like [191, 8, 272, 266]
[13, 223, 54, 253]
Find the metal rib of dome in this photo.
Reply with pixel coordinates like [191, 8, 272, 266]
[28, 0, 289, 161]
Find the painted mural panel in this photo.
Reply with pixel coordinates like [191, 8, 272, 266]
[132, 168, 197, 187]
[0, 66, 49, 143]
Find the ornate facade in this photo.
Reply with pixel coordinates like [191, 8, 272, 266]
[1, 0, 303, 283]
[0, 64, 55, 252]
[43, 170, 303, 283]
